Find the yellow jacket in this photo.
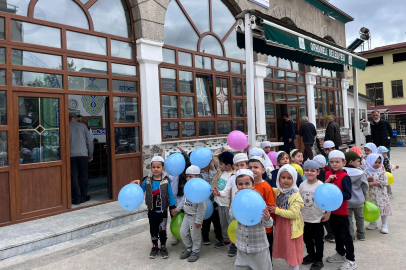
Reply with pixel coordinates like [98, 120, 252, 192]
[273, 188, 304, 239]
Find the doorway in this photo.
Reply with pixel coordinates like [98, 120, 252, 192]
[276, 104, 303, 151]
[68, 94, 112, 208]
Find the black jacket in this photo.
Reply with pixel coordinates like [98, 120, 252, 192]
[325, 121, 342, 146]
[299, 121, 316, 145]
[282, 120, 295, 140]
[176, 151, 191, 197]
[370, 120, 392, 148]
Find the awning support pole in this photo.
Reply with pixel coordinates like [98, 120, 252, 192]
[353, 67, 361, 147]
[245, 13, 256, 148]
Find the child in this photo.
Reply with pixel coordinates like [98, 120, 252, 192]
[300, 160, 331, 270]
[290, 149, 304, 166]
[325, 150, 356, 270]
[322, 140, 335, 170]
[378, 146, 398, 199]
[248, 147, 274, 181]
[131, 156, 177, 259]
[174, 165, 207, 262]
[345, 151, 369, 241]
[212, 153, 248, 256]
[211, 147, 235, 252]
[361, 143, 377, 167]
[349, 146, 363, 157]
[269, 151, 303, 188]
[262, 141, 272, 155]
[201, 159, 222, 246]
[313, 155, 326, 182]
[365, 154, 392, 234]
[269, 164, 304, 270]
[248, 156, 276, 259]
[231, 169, 273, 270]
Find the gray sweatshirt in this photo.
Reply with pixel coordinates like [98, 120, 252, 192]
[69, 120, 94, 158]
[176, 197, 207, 225]
[345, 167, 369, 208]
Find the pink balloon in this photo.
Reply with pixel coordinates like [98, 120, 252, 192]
[227, 131, 248, 150]
[268, 151, 277, 165]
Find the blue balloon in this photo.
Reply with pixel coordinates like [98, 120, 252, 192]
[204, 199, 214, 220]
[118, 184, 144, 211]
[165, 153, 186, 176]
[231, 189, 266, 226]
[190, 147, 213, 169]
[184, 178, 212, 203]
[314, 183, 343, 211]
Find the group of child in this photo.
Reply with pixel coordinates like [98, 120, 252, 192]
[131, 139, 397, 270]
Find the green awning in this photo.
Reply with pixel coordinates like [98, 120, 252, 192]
[237, 19, 367, 72]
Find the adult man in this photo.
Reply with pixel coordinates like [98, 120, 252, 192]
[69, 113, 94, 205]
[298, 116, 316, 161]
[362, 110, 393, 156]
[80, 116, 95, 142]
[324, 116, 342, 150]
[279, 113, 296, 153]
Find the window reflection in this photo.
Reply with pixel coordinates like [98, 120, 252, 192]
[114, 127, 140, 154]
[266, 122, 276, 139]
[162, 95, 178, 118]
[200, 35, 223, 56]
[12, 49, 62, 69]
[111, 40, 133, 59]
[89, 0, 132, 38]
[265, 104, 275, 119]
[112, 80, 137, 93]
[68, 76, 108, 91]
[112, 63, 136, 77]
[11, 20, 61, 48]
[218, 120, 231, 135]
[0, 91, 6, 125]
[214, 59, 229, 72]
[179, 0, 209, 33]
[163, 122, 179, 139]
[235, 120, 244, 132]
[178, 52, 192, 67]
[180, 96, 195, 118]
[223, 31, 245, 61]
[1, 0, 30, 16]
[13, 71, 62, 88]
[196, 77, 213, 116]
[0, 18, 4, 39]
[231, 62, 241, 74]
[233, 99, 243, 117]
[216, 78, 229, 115]
[113, 97, 138, 123]
[34, 0, 89, 29]
[0, 131, 7, 167]
[68, 57, 107, 74]
[278, 59, 291, 69]
[182, 121, 196, 137]
[18, 97, 60, 163]
[179, 71, 193, 93]
[161, 68, 177, 92]
[195, 55, 211, 69]
[67, 31, 106, 55]
[211, 0, 235, 39]
[163, 48, 176, 64]
[0, 69, 5, 85]
[199, 121, 215, 136]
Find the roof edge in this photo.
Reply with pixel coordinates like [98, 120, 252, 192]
[313, 0, 354, 21]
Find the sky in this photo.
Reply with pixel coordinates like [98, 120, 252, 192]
[330, 0, 406, 50]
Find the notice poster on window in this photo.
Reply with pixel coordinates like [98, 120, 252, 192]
[249, 0, 269, 9]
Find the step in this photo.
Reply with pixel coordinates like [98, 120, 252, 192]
[0, 202, 148, 261]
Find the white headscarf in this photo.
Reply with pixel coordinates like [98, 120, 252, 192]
[261, 141, 271, 148]
[364, 143, 377, 154]
[276, 164, 298, 194]
[366, 153, 383, 176]
[249, 148, 273, 168]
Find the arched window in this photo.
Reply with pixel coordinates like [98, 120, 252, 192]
[164, 0, 244, 60]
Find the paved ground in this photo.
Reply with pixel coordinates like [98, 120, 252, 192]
[1, 148, 405, 270]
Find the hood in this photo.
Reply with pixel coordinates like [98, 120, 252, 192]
[344, 167, 363, 182]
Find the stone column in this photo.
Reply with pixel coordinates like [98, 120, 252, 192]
[136, 38, 163, 146]
[254, 61, 267, 136]
[305, 72, 317, 125]
[342, 79, 350, 128]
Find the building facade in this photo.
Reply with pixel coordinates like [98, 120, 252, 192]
[0, 0, 359, 226]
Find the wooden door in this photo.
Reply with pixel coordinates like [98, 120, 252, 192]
[14, 92, 67, 220]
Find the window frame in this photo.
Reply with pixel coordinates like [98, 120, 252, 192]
[366, 82, 384, 106]
[391, 80, 404, 99]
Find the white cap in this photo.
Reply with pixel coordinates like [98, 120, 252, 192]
[313, 155, 326, 168]
[249, 156, 266, 167]
[233, 153, 248, 164]
[276, 151, 285, 160]
[186, 165, 200, 175]
[236, 169, 254, 180]
[261, 141, 271, 148]
[328, 150, 345, 160]
[323, 140, 335, 148]
[248, 148, 262, 158]
[290, 149, 299, 157]
[151, 156, 164, 164]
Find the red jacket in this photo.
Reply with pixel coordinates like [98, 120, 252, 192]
[325, 169, 352, 215]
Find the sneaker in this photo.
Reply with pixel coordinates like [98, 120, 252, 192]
[366, 222, 378, 230]
[326, 253, 346, 263]
[160, 246, 169, 259]
[179, 249, 192, 260]
[324, 234, 335, 243]
[228, 244, 237, 257]
[188, 252, 199, 262]
[310, 261, 324, 270]
[171, 236, 179, 245]
[357, 236, 365, 241]
[381, 225, 388, 234]
[214, 240, 230, 249]
[388, 194, 394, 199]
[149, 245, 160, 259]
[202, 236, 211, 245]
[339, 259, 357, 270]
[303, 255, 315, 265]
